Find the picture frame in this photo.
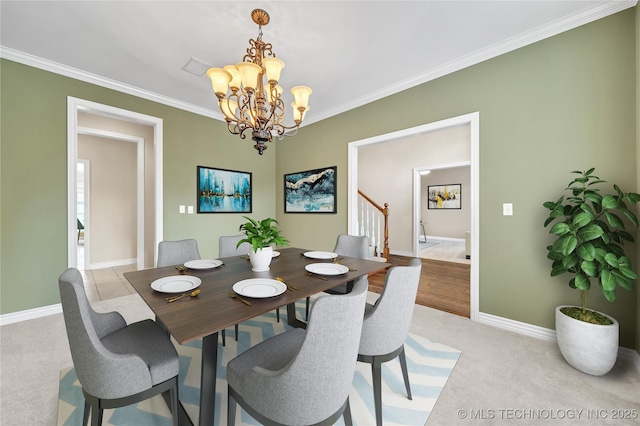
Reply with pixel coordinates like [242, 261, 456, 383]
[427, 184, 461, 209]
[284, 166, 337, 213]
[197, 166, 252, 213]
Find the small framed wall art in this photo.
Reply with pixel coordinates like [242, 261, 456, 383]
[427, 184, 461, 209]
[197, 166, 252, 213]
[284, 166, 336, 213]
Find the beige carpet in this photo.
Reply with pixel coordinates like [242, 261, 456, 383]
[2, 293, 639, 425]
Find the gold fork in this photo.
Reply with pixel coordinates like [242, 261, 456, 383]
[166, 289, 200, 302]
[228, 292, 252, 306]
[275, 277, 297, 291]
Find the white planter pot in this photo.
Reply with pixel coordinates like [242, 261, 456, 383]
[248, 247, 273, 272]
[555, 305, 619, 376]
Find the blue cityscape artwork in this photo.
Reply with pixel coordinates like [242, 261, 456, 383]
[285, 166, 336, 213]
[197, 166, 252, 213]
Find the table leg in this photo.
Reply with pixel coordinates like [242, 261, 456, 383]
[199, 332, 218, 426]
[286, 302, 307, 329]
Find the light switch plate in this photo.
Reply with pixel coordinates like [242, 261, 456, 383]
[503, 203, 513, 216]
[179, 205, 185, 214]
[188, 205, 194, 214]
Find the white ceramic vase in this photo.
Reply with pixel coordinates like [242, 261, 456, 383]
[248, 246, 273, 272]
[555, 305, 619, 376]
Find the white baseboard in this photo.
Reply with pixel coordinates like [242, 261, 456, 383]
[88, 258, 136, 270]
[0, 303, 62, 326]
[478, 312, 640, 375]
[425, 236, 465, 243]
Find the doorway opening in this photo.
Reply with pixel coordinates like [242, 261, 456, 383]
[67, 97, 164, 270]
[348, 112, 479, 321]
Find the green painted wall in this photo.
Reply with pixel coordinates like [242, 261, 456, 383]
[1, 59, 275, 314]
[276, 9, 638, 348]
[1, 8, 638, 350]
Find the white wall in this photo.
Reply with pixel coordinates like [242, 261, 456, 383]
[358, 124, 470, 252]
[421, 166, 471, 239]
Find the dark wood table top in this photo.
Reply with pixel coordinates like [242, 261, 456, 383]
[124, 247, 390, 345]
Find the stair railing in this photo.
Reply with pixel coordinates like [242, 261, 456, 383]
[357, 189, 389, 260]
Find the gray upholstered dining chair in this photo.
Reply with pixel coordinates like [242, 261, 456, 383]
[324, 234, 370, 296]
[357, 258, 422, 426]
[59, 268, 179, 426]
[218, 234, 252, 258]
[156, 238, 201, 267]
[226, 279, 368, 426]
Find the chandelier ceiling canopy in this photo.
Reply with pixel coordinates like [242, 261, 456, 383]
[206, 9, 312, 155]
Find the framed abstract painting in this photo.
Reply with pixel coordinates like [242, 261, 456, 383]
[284, 166, 336, 213]
[197, 166, 252, 213]
[427, 184, 461, 209]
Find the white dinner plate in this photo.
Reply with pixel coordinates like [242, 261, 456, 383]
[232, 278, 287, 298]
[272, 251, 281, 258]
[305, 263, 349, 276]
[184, 259, 223, 269]
[303, 251, 338, 260]
[151, 276, 201, 293]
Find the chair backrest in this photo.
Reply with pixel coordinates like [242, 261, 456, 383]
[157, 239, 201, 267]
[218, 234, 252, 258]
[359, 258, 422, 356]
[249, 279, 368, 424]
[333, 234, 370, 259]
[59, 268, 152, 399]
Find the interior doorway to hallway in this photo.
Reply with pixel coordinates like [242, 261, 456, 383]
[66, 97, 164, 271]
[348, 112, 479, 321]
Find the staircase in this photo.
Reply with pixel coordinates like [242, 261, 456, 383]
[357, 189, 389, 261]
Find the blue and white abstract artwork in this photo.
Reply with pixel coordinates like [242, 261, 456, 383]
[284, 166, 336, 213]
[197, 166, 252, 213]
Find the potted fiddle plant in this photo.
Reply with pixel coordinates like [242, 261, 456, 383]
[543, 168, 640, 375]
[238, 216, 289, 271]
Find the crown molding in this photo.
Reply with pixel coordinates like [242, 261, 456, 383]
[0, 46, 223, 121]
[2, 0, 637, 126]
[305, 0, 638, 125]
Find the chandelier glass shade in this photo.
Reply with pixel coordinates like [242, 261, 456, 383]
[206, 9, 312, 155]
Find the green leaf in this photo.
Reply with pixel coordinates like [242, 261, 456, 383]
[618, 265, 638, 280]
[624, 192, 640, 203]
[574, 273, 590, 290]
[551, 264, 568, 276]
[568, 277, 577, 289]
[571, 212, 592, 228]
[547, 250, 564, 261]
[550, 222, 571, 235]
[576, 243, 595, 261]
[604, 211, 624, 228]
[611, 270, 633, 290]
[602, 289, 616, 303]
[600, 269, 615, 291]
[583, 192, 602, 204]
[580, 260, 598, 277]
[577, 224, 604, 242]
[543, 201, 557, 210]
[602, 194, 618, 209]
[604, 253, 619, 268]
[584, 167, 596, 176]
[620, 207, 640, 227]
[562, 254, 579, 269]
[553, 235, 578, 256]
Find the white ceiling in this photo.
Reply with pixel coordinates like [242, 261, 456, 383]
[1, 1, 636, 126]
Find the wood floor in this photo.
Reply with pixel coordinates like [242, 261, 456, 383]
[368, 254, 470, 318]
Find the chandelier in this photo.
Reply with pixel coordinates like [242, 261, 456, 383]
[206, 9, 312, 155]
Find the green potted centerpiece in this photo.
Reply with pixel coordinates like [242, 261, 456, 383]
[543, 168, 640, 375]
[238, 216, 289, 272]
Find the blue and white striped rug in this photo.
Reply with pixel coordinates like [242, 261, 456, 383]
[58, 302, 460, 425]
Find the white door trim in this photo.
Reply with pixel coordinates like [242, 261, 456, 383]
[348, 111, 480, 321]
[67, 97, 164, 269]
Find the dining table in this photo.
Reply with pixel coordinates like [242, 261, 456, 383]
[123, 246, 390, 426]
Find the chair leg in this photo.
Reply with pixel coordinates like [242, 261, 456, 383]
[221, 329, 226, 346]
[305, 297, 310, 320]
[91, 404, 102, 426]
[371, 359, 383, 426]
[276, 307, 280, 322]
[234, 324, 239, 341]
[398, 346, 412, 400]
[227, 388, 236, 426]
[343, 396, 353, 426]
[170, 378, 179, 426]
[82, 401, 90, 426]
